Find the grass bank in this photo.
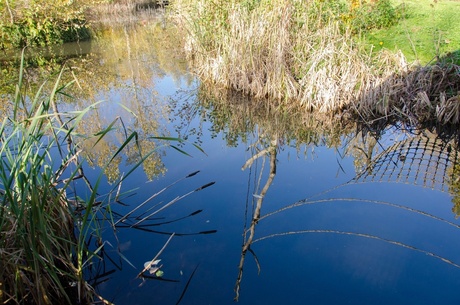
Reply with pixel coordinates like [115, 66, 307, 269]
[170, 0, 460, 125]
[365, 0, 460, 65]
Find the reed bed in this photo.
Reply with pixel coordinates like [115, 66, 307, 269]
[0, 58, 93, 304]
[0, 55, 155, 304]
[171, 0, 460, 125]
[171, 0, 379, 111]
[86, 0, 167, 25]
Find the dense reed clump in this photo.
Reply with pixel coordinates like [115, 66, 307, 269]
[170, 0, 383, 112]
[171, 0, 460, 124]
[0, 64, 85, 304]
[0, 56, 133, 304]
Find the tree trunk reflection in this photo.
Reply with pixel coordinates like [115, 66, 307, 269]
[235, 133, 278, 301]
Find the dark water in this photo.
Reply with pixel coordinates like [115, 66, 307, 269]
[4, 23, 460, 305]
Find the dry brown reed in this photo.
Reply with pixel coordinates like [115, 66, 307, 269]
[171, 0, 460, 125]
[171, 0, 393, 112]
[355, 52, 460, 126]
[86, 0, 167, 25]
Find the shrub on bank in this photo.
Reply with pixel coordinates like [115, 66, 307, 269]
[0, 0, 93, 49]
[347, 0, 405, 33]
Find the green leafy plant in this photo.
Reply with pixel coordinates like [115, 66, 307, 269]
[0, 0, 90, 49]
[348, 0, 404, 34]
[0, 53, 90, 304]
[0, 49, 215, 304]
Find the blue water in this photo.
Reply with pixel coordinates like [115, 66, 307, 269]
[19, 29, 457, 304]
[88, 74, 460, 305]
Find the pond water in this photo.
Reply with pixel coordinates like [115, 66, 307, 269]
[3, 21, 460, 305]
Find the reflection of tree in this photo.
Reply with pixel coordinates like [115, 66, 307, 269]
[343, 130, 379, 175]
[77, 127, 122, 184]
[177, 86, 352, 150]
[448, 162, 460, 217]
[235, 130, 278, 301]
[134, 140, 166, 181]
[65, 22, 191, 180]
[2, 20, 191, 181]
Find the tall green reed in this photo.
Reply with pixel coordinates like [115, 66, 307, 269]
[0, 54, 83, 304]
[0, 53, 157, 304]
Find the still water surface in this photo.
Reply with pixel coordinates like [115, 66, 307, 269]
[6, 22, 460, 304]
[99, 83, 460, 305]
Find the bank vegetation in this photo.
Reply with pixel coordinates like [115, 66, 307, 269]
[0, 54, 166, 304]
[2, 0, 459, 125]
[170, 0, 460, 126]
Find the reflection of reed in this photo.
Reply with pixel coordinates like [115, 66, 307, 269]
[261, 197, 460, 230]
[253, 230, 460, 269]
[348, 128, 460, 216]
[194, 85, 460, 300]
[234, 133, 277, 301]
[236, 176, 460, 301]
[232, 126, 460, 301]
[353, 131, 459, 192]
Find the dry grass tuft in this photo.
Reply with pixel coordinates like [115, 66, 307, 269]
[173, 0, 303, 103]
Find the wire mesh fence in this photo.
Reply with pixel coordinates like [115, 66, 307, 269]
[353, 133, 459, 192]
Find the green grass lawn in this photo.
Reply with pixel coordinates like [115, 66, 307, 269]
[365, 0, 460, 65]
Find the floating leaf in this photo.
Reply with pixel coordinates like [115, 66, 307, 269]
[155, 270, 164, 277]
[144, 259, 161, 269]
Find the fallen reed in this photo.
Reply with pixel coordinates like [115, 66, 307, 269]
[355, 52, 460, 125]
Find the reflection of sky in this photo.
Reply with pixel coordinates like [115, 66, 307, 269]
[15, 32, 455, 304]
[91, 69, 460, 305]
